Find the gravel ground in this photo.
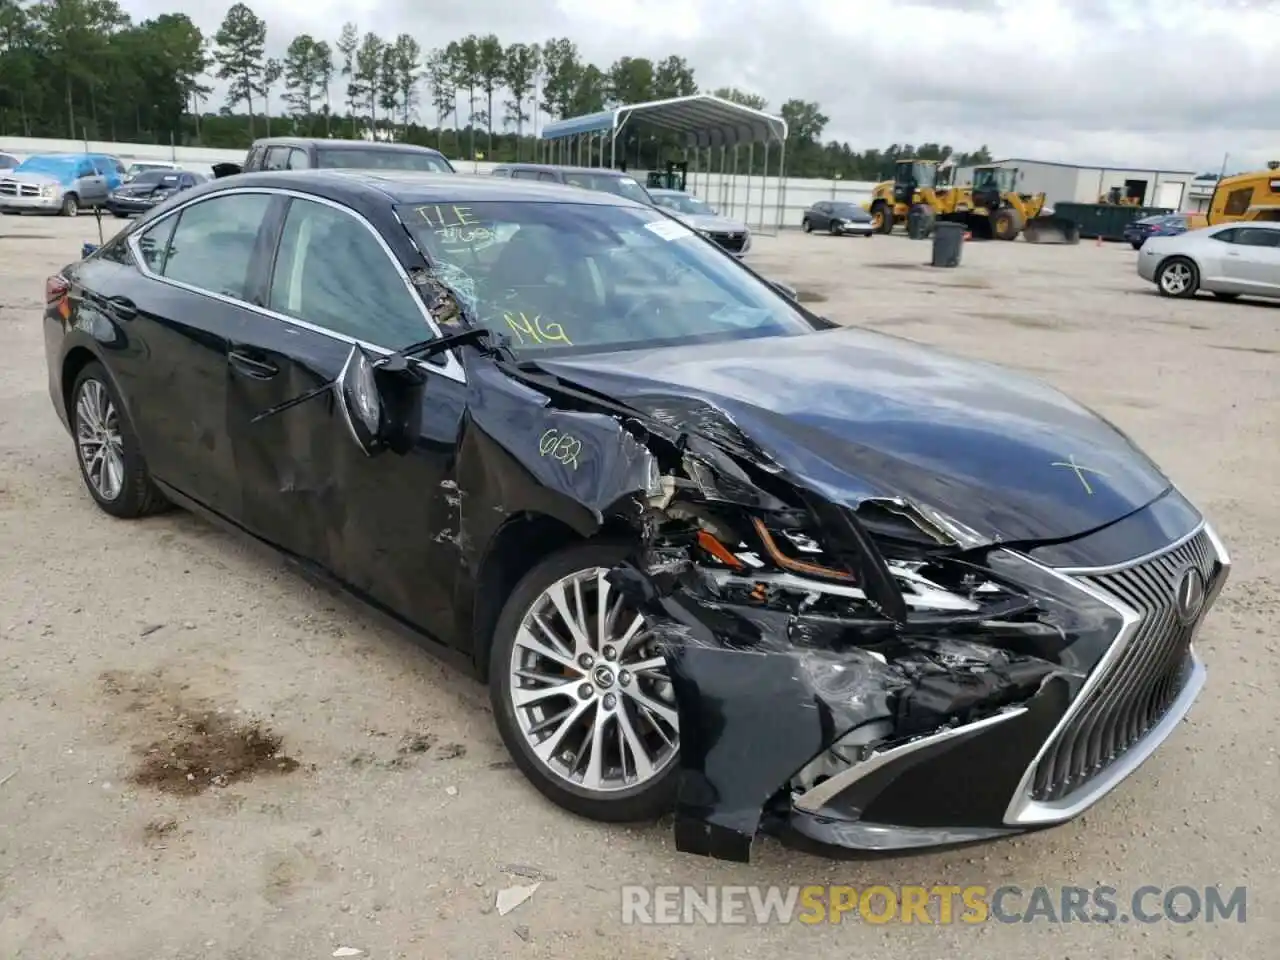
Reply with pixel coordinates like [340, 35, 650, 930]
[1, 215, 1276, 959]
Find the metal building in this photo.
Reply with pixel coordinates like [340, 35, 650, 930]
[952, 158, 1198, 212]
[537, 94, 790, 234]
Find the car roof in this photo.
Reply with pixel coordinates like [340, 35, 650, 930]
[193, 170, 645, 208]
[253, 137, 447, 156]
[497, 163, 635, 178]
[648, 188, 689, 197]
[1213, 220, 1280, 230]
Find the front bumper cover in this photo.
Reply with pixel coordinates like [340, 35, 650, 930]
[614, 521, 1229, 863]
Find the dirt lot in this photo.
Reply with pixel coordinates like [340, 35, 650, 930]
[1, 216, 1276, 959]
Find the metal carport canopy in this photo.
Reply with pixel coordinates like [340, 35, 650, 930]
[539, 94, 788, 149]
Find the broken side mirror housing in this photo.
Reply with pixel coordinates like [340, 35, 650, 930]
[337, 344, 425, 457]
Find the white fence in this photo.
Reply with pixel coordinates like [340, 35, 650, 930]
[0, 135, 878, 231]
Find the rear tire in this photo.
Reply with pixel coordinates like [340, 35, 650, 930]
[1156, 257, 1199, 298]
[489, 541, 680, 823]
[70, 361, 170, 518]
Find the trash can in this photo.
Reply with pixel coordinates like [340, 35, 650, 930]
[931, 222, 965, 267]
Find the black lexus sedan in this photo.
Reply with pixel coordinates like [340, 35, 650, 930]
[44, 170, 1230, 862]
[104, 169, 204, 217]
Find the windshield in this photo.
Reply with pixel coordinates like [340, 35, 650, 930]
[317, 148, 454, 173]
[16, 156, 75, 174]
[830, 203, 862, 216]
[399, 200, 814, 358]
[132, 170, 178, 184]
[560, 172, 652, 206]
[652, 192, 714, 216]
[128, 163, 170, 174]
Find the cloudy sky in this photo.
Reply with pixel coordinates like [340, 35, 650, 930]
[124, 0, 1278, 174]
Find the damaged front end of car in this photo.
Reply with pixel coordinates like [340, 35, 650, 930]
[488, 367, 1228, 863]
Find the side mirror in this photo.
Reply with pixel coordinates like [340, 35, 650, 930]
[768, 278, 799, 301]
[336, 344, 425, 457]
[212, 162, 243, 179]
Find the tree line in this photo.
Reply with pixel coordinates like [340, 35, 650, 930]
[0, 0, 994, 179]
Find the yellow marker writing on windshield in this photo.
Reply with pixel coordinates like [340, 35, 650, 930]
[504, 312, 572, 346]
[415, 204, 479, 228]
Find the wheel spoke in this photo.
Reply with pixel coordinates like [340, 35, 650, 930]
[514, 625, 581, 674]
[616, 705, 655, 782]
[614, 614, 646, 659]
[548, 579, 593, 655]
[624, 687, 679, 731]
[581, 704, 607, 789]
[511, 677, 580, 708]
[624, 655, 666, 676]
[531, 698, 593, 763]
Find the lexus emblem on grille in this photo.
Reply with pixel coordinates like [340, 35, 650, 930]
[1174, 566, 1207, 624]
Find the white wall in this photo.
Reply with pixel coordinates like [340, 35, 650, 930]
[0, 134, 877, 232]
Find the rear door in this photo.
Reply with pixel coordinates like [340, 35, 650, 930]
[110, 190, 279, 514]
[73, 159, 107, 204]
[226, 193, 468, 632]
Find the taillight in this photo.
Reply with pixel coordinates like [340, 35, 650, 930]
[46, 274, 69, 304]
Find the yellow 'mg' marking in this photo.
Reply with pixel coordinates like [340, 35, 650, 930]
[503, 312, 572, 346]
[539, 429, 581, 469]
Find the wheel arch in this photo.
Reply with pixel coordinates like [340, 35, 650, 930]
[470, 510, 635, 677]
[61, 345, 102, 421]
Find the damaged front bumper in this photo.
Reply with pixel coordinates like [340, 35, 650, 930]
[616, 521, 1230, 863]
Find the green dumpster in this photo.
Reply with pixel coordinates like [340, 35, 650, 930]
[1052, 203, 1173, 242]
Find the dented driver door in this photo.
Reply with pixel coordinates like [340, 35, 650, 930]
[229, 194, 471, 641]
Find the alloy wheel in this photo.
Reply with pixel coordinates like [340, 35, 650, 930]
[75, 379, 125, 501]
[508, 567, 679, 793]
[1160, 262, 1192, 295]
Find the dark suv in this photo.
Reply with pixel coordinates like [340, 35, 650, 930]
[490, 163, 653, 206]
[213, 138, 456, 179]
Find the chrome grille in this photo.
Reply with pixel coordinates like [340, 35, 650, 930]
[709, 231, 746, 253]
[0, 180, 39, 197]
[1031, 528, 1219, 802]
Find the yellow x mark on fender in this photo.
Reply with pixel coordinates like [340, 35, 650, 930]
[1051, 454, 1110, 495]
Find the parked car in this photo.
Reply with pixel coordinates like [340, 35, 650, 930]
[802, 200, 875, 236]
[1, 152, 125, 216]
[0, 152, 18, 171]
[213, 137, 456, 178]
[647, 187, 751, 257]
[123, 160, 181, 182]
[105, 169, 205, 217]
[45, 170, 1229, 863]
[490, 163, 654, 207]
[1139, 221, 1280, 300]
[1123, 213, 1192, 249]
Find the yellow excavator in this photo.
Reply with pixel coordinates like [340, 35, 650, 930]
[1205, 161, 1280, 225]
[865, 159, 1079, 243]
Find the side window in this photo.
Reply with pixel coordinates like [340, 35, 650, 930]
[134, 215, 180, 273]
[537, 172, 559, 182]
[113, 159, 127, 175]
[511, 169, 541, 180]
[1211, 228, 1239, 244]
[491, 168, 510, 177]
[75, 161, 94, 178]
[1224, 187, 1253, 216]
[263, 147, 290, 171]
[286, 149, 311, 170]
[159, 193, 272, 299]
[1235, 228, 1280, 247]
[244, 146, 264, 171]
[267, 197, 428, 349]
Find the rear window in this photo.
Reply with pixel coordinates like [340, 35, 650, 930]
[560, 172, 652, 206]
[315, 148, 454, 173]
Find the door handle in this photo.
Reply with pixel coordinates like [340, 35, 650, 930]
[228, 349, 279, 380]
[105, 295, 137, 320]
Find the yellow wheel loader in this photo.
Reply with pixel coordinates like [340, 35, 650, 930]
[1205, 161, 1280, 225]
[864, 161, 1079, 243]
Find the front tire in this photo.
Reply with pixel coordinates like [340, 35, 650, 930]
[60, 192, 79, 217]
[871, 201, 894, 234]
[801, 218, 812, 233]
[70, 361, 169, 518]
[489, 541, 680, 823]
[1156, 257, 1199, 298]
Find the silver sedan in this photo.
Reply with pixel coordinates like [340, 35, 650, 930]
[1138, 221, 1280, 301]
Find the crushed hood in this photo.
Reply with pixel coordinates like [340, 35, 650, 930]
[533, 326, 1171, 545]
